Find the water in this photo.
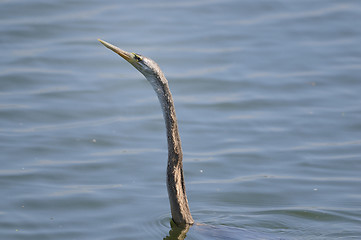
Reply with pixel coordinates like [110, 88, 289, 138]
[1, 0, 361, 239]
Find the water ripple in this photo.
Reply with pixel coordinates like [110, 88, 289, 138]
[221, 4, 355, 26]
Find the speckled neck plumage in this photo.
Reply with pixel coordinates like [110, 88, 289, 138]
[149, 73, 194, 225]
[97, 39, 193, 226]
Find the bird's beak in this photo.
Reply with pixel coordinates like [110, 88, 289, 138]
[98, 39, 134, 63]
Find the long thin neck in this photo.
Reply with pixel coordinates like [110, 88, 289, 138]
[149, 74, 194, 225]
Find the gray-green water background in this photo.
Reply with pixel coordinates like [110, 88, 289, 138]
[1, 0, 361, 239]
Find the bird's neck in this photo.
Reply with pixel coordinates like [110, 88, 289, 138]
[150, 74, 194, 225]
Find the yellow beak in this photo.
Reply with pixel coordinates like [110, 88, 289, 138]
[98, 39, 134, 63]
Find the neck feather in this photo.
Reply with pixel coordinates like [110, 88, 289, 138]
[147, 73, 194, 225]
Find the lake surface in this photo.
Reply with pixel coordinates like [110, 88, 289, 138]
[1, 0, 361, 239]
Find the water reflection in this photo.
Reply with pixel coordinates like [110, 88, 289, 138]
[163, 220, 287, 240]
[163, 220, 190, 240]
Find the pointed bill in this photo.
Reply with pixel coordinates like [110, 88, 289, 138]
[98, 39, 133, 63]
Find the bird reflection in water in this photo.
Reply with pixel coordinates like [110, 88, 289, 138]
[163, 220, 190, 240]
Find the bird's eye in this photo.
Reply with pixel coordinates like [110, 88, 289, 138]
[133, 53, 142, 62]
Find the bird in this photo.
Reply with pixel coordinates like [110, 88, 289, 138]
[98, 39, 194, 226]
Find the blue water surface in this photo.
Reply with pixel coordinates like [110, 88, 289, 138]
[1, 0, 361, 239]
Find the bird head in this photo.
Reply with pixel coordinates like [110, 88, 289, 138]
[98, 39, 164, 83]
